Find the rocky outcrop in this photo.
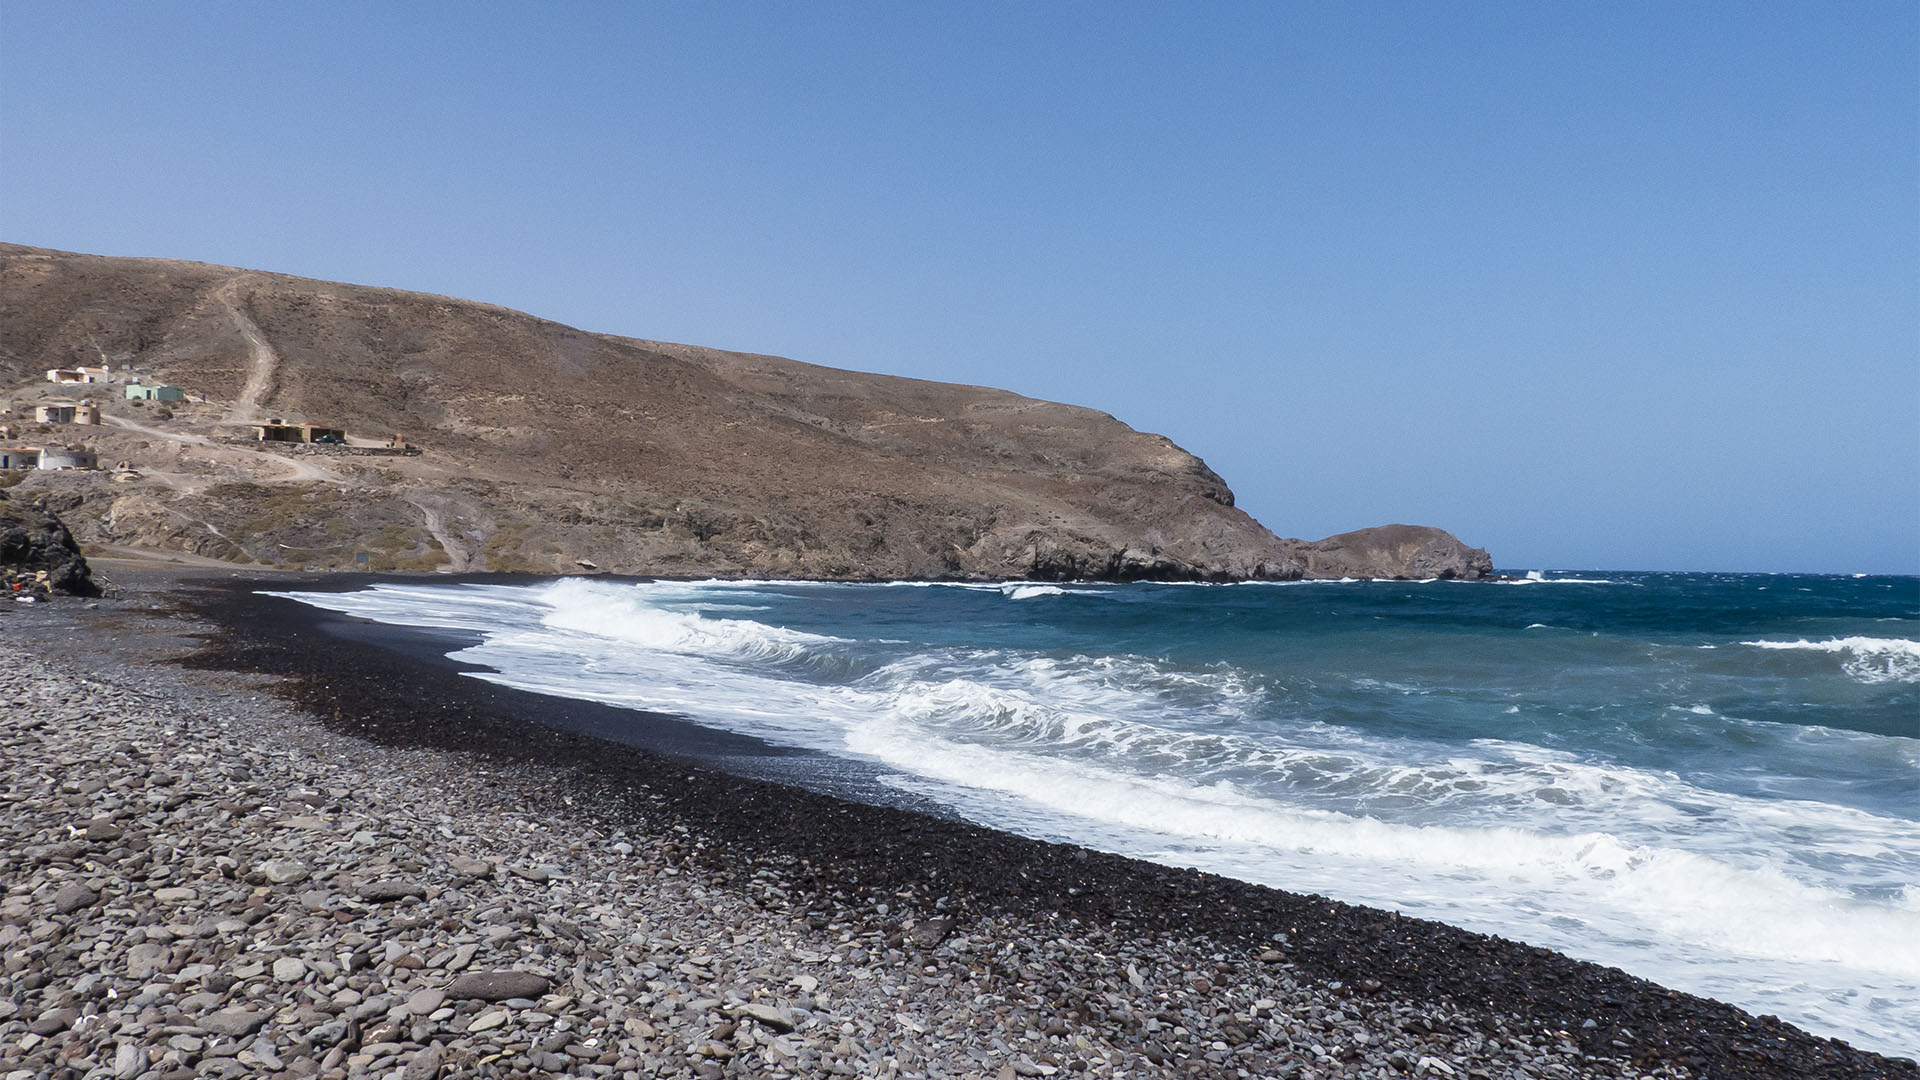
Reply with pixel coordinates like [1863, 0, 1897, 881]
[0, 244, 1492, 581]
[1302, 524, 1494, 581]
[0, 492, 101, 596]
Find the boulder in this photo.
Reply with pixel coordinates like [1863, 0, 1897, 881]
[0, 493, 100, 596]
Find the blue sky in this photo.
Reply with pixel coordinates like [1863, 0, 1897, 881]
[4, 4, 1915, 572]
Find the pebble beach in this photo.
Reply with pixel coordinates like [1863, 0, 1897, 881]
[1, 567, 1909, 1080]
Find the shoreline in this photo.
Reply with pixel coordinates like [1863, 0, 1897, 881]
[4, 566, 1911, 1079]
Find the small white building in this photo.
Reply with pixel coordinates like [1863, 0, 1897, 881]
[45, 365, 109, 384]
[37, 447, 97, 470]
[0, 447, 40, 470]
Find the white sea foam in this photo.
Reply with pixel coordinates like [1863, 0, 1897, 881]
[881, 579, 1060, 591]
[263, 583, 534, 632]
[1501, 573, 1619, 585]
[847, 722, 1920, 977]
[1741, 636, 1920, 684]
[536, 578, 844, 660]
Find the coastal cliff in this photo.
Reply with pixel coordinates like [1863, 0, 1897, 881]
[0, 244, 1489, 580]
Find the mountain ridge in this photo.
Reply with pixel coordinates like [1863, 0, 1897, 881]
[0, 243, 1491, 581]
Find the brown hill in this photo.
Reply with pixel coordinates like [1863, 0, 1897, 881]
[0, 243, 1491, 580]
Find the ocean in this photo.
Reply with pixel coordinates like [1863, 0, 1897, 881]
[271, 571, 1920, 1057]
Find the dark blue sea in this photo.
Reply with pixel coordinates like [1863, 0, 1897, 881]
[275, 571, 1920, 1055]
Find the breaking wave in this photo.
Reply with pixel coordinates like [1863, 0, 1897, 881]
[1742, 636, 1920, 684]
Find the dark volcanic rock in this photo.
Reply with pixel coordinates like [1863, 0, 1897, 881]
[445, 970, 551, 1001]
[356, 880, 428, 902]
[27, 1008, 79, 1036]
[0, 493, 101, 596]
[1303, 523, 1494, 580]
[199, 1008, 270, 1037]
[907, 915, 955, 948]
[50, 881, 99, 914]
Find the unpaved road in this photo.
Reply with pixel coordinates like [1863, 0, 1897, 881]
[403, 495, 474, 570]
[103, 414, 336, 483]
[218, 279, 280, 425]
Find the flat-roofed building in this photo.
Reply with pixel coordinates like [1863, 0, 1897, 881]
[126, 384, 186, 402]
[45, 366, 109, 383]
[254, 421, 347, 444]
[37, 447, 96, 470]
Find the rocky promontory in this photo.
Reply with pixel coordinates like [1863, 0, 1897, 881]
[1, 244, 1490, 581]
[1302, 524, 1494, 581]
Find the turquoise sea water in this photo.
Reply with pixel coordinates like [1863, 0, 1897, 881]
[275, 571, 1920, 1056]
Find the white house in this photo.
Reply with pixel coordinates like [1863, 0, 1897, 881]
[37, 447, 97, 470]
[45, 365, 110, 384]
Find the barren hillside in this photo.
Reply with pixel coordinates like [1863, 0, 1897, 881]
[0, 244, 1490, 580]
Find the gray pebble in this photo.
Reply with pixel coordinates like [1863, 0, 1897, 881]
[51, 880, 99, 914]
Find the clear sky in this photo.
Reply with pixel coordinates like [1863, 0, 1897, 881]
[4, 3, 1915, 573]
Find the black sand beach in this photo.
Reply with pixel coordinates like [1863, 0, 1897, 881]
[6, 566, 1912, 1079]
